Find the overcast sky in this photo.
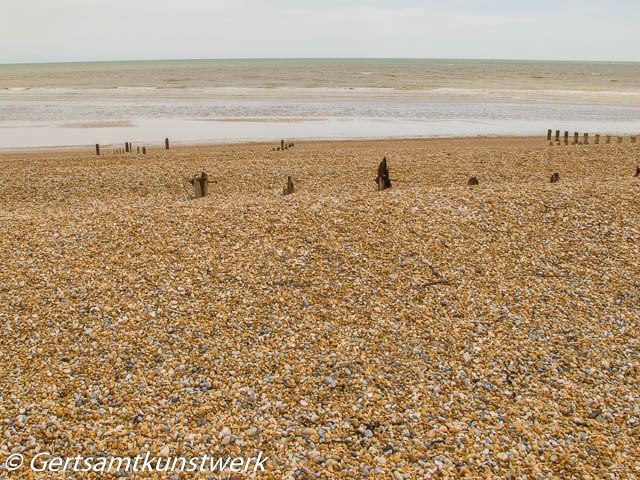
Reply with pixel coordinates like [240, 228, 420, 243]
[2, 0, 639, 63]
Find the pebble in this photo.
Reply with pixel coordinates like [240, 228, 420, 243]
[221, 434, 236, 445]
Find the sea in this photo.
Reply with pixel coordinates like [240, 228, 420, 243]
[1, 58, 639, 150]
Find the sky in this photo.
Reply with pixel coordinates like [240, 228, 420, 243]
[2, 0, 639, 63]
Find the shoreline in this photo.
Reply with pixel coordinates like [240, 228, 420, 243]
[1, 132, 639, 156]
[0, 134, 536, 155]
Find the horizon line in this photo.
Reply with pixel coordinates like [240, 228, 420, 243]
[2, 56, 640, 67]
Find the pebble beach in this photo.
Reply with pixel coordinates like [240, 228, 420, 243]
[0, 136, 639, 479]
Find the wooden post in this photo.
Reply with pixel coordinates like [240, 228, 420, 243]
[606, 135, 611, 144]
[467, 176, 479, 186]
[550, 172, 560, 183]
[137, 146, 140, 154]
[201, 172, 208, 197]
[281, 139, 284, 150]
[595, 134, 600, 145]
[376, 157, 391, 191]
[547, 129, 552, 141]
[191, 172, 208, 199]
[618, 136, 623, 144]
[125, 142, 130, 153]
[564, 131, 569, 145]
[165, 138, 170, 150]
[555, 130, 560, 142]
[282, 176, 294, 196]
[584, 133, 589, 144]
[573, 132, 579, 144]
[95, 144, 100, 156]
[142, 147, 146, 154]
[631, 136, 636, 143]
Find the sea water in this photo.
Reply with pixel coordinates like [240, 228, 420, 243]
[1, 58, 639, 149]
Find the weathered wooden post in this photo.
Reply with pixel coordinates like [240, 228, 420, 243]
[95, 144, 100, 156]
[547, 129, 552, 141]
[564, 131, 569, 145]
[142, 147, 146, 154]
[125, 142, 129, 153]
[635, 166, 640, 177]
[201, 172, 208, 197]
[584, 133, 589, 144]
[631, 136, 636, 143]
[376, 157, 392, 191]
[467, 176, 479, 186]
[282, 176, 294, 196]
[618, 136, 623, 144]
[550, 173, 560, 183]
[281, 139, 284, 150]
[191, 172, 208, 199]
[606, 135, 611, 144]
[165, 138, 170, 150]
[595, 134, 600, 145]
[573, 132, 579, 144]
[137, 146, 140, 154]
[555, 130, 560, 142]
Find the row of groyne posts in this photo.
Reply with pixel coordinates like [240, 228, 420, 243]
[95, 133, 637, 154]
[546, 130, 636, 145]
[94, 138, 171, 156]
[95, 138, 295, 155]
